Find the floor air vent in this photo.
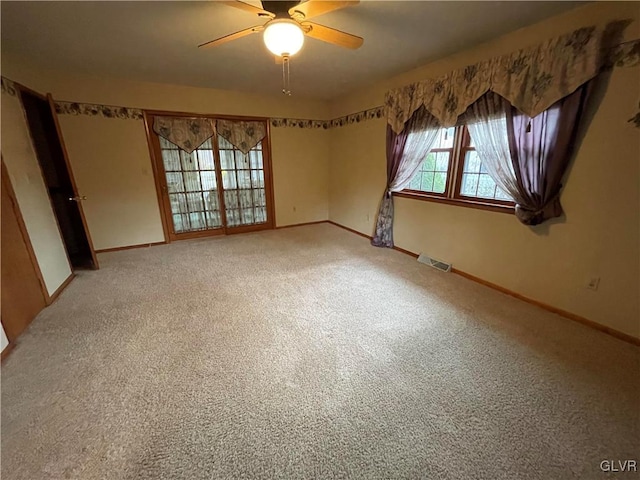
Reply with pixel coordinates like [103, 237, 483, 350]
[417, 253, 452, 272]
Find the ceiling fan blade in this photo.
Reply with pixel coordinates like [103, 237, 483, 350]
[222, 1, 274, 18]
[290, 1, 358, 21]
[198, 25, 264, 49]
[302, 22, 363, 49]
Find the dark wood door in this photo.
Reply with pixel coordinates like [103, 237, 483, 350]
[18, 88, 98, 270]
[1, 162, 47, 342]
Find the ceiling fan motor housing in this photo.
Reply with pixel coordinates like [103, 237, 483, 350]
[261, 1, 304, 18]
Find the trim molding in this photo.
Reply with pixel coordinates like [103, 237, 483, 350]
[1, 76, 385, 129]
[1, 343, 16, 363]
[451, 268, 640, 346]
[276, 220, 329, 229]
[47, 273, 75, 305]
[95, 241, 166, 254]
[55, 100, 143, 120]
[327, 220, 371, 240]
[270, 106, 384, 129]
[326, 220, 639, 346]
[1, 77, 17, 96]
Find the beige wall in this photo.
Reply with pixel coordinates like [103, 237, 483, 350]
[2, 1, 638, 339]
[271, 127, 330, 226]
[1, 325, 8, 351]
[328, 2, 640, 339]
[57, 115, 165, 250]
[329, 118, 386, 235]
[1, 93, 72, 294]
[1, 60, 332, 248]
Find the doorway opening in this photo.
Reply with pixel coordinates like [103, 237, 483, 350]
[18, 88, 98, 270]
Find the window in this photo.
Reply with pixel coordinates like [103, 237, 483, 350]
[401, 126, 514, 212]
[149, 113, 274, 242]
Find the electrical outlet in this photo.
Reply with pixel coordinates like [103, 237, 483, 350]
[587, 277, 600, 291]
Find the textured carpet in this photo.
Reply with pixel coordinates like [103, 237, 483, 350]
[1, 223, 638, 480]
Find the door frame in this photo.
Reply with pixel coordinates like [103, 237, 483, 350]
[15, 83, 99, 270]
[46, 93, 100, 269]
[142, 110, 276, 242]
[1, 159, 49, 306]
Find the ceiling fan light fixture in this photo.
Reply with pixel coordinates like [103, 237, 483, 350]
[263, 19, 304, 57]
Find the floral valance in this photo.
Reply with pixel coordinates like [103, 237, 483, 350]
[386, 23, 635, 133]
[152, 116, 215, 154]
[216, 119, 266, 154]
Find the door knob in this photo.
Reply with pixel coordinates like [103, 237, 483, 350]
[69, 195, 87, 202]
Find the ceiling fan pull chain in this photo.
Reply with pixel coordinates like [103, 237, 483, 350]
[282, 54, 292, 95]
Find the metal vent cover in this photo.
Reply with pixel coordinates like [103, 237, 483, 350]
[417, 253, 452, 272]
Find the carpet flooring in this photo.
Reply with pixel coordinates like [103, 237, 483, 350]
[1, 223, 638, 479]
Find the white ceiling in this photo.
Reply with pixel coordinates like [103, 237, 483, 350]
[1, 1, 585, 100]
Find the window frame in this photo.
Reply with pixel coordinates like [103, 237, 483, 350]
[143, 110, 276, 243]
[396, 126, 515, 214]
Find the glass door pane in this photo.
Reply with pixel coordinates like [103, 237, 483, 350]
[159, 136, 223, 234]
[218, 135, 268, 228]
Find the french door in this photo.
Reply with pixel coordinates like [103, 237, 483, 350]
[146, 114, 274, 241]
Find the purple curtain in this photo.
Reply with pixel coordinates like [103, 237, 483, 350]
[506, 83, 592, 225]
[372, 107, 441, 247]
[370, 126, 409, 247]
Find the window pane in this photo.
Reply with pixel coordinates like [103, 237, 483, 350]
[420, 172, 434, 191]
[203, 190, 219, 212]
[249, 150, 263, 169]
[242, 208, 255, 224]
[255, 206, 267, 223]
[435, 152, 449, 172]
[433, 172, 447, 193]
[169, 193, 187, 216]
[424, 152, 436, 171]
[477, 174, 496, 198]
[162, 149, 181, 171]
[183, 172, 201, 191]
[251, 170, 264, 188]
[166, 172, 184, 193]
[224, 190, 239, 209]
[460, 173, 479, 196]
[198, 149, 215, 170]
[200, 171, 217, 191]
[409, 151, 450, 194]
[226, 209, 239, 227]
[464, 151, 481, 173]
[206, 211, 222, 228]
[221, 170, 237, 189]
[186, 192, 204, 212]
[238, 189, 253, 208]
[180, 151, 198, 171]
[408, 174, 421, 190]
[237, 170, 251, 189]
[434, 127, 455, 149]
[219, 150, 234, 170]
[495, 187, 512, 201]
[460, 150, 513, 201]
[234, 150, 248, 169]
[253, 189, 266, 207]
[189, 212, 206, 230]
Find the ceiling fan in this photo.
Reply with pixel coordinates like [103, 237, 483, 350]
[198, 1, 363, 58]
